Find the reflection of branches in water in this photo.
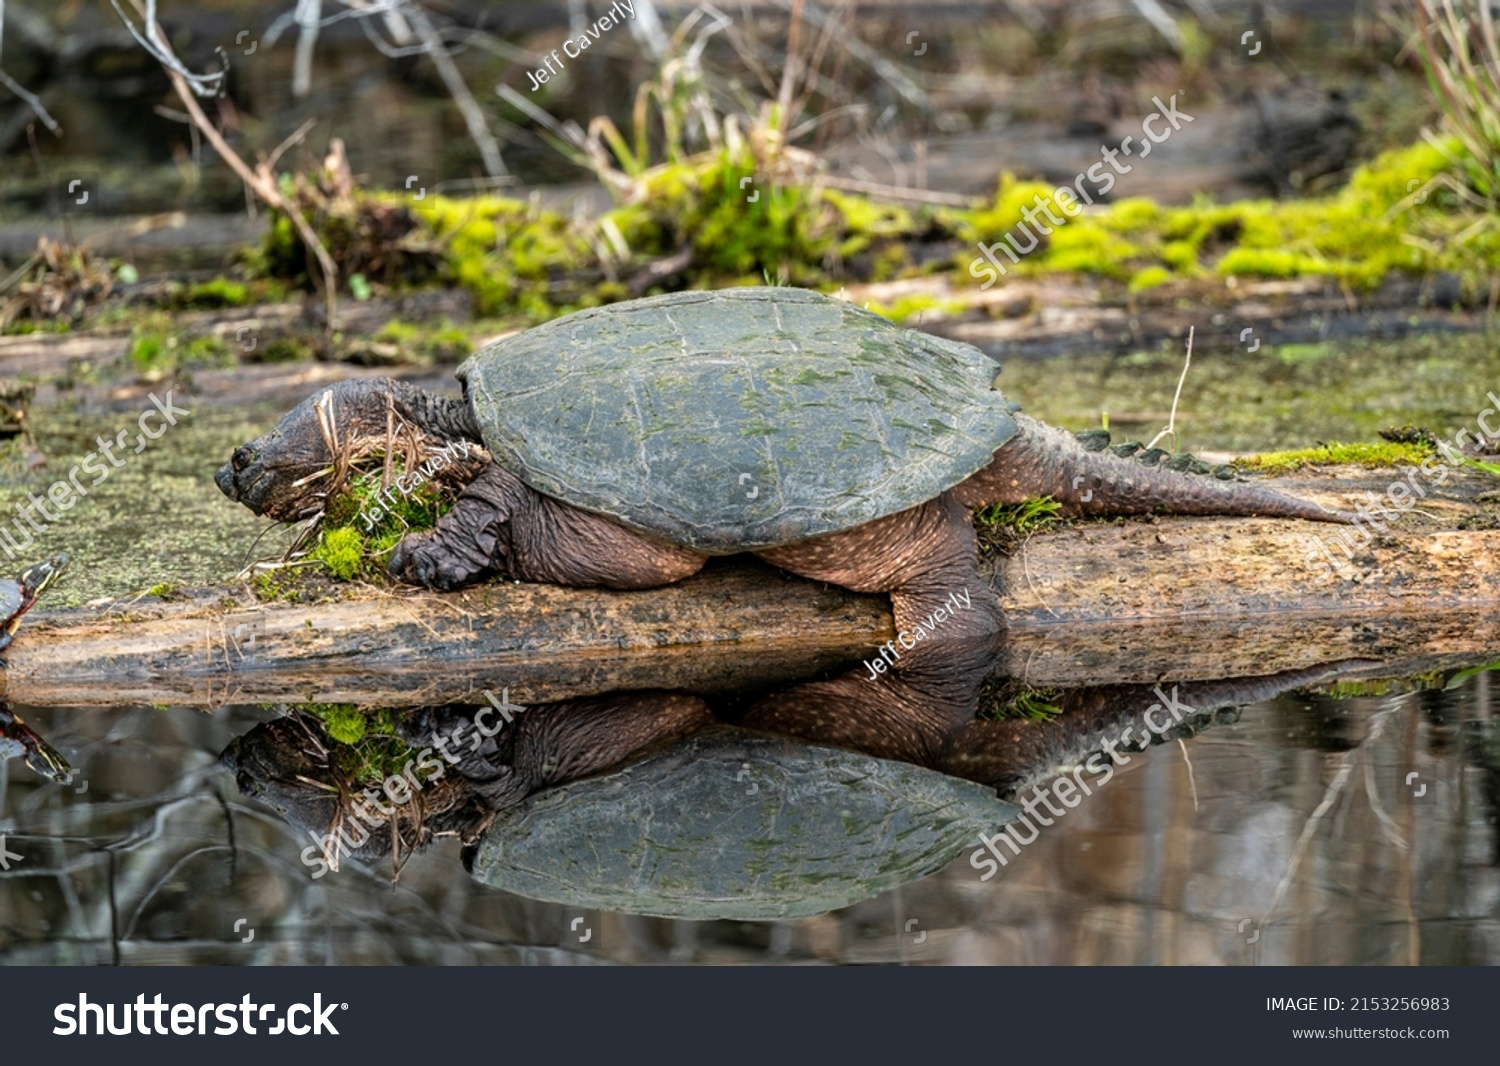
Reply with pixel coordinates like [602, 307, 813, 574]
[0, 703, 534, 964]
[1260, 701, 1403, 924]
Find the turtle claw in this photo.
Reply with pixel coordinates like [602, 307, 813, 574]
[390, 532, 486, 592]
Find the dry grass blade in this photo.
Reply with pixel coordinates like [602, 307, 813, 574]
[1414, 0, 1500, 203]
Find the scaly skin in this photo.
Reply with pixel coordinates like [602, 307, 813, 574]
[219, 379, 1352, 658]
[953, 412, 1351, 524]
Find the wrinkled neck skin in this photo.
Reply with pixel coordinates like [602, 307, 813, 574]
[381, 378, 484, 445]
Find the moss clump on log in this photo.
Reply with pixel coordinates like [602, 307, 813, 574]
[959, 141, 1499, 295]
[243, 138, 1499, 331]
[974, 496, 1066, 557]
[1233, 440, 1437, 474]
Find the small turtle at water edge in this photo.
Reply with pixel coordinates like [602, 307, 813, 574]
[0, 552, 68, 654]
[0, 553, 72, 783]
[217, 288, 1348, 644]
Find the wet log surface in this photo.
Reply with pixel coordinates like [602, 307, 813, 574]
[4, 466, 1498, 708]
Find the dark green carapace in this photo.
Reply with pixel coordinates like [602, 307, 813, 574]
[469, 727, 1018, 921]
[459, 288, 1019, 551]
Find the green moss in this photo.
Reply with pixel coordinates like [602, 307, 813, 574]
[372, 319, 475, 362]
[258, 337, 314, 363]
[241, 135, 1496, 332]
[251, 569, 302, 602]
[308, 460, 457, 581]
[145, 582, 180, 599]
[312, 526, 364, 581]
[978, 681, 1065, 722]
[860, 294, 965, 324]
[299, 704, 414, 784]
[1128, 265, 1173, 292]
[127, 327, 232, 372]
[960, 140, 1496, 295]
[182, 278, 249, 308]
[316, 704, 372, 745]
[974, 496, 1064, 555]
[1233, 440, 1434, 475]
[2, 317, 72, 336]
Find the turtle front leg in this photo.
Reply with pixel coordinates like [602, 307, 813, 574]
[390, 463, 707, 592]
[755, 492, 1004, 654]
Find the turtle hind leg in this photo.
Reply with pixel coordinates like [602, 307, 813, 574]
[755, 493, 1003, 650]
[390, 463, 707, 592]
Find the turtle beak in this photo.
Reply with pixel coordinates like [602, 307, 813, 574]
[215, 461, 239, 500]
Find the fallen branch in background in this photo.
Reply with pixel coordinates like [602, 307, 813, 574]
[0, 0, 61, 134]
[114, 0, 341, 329]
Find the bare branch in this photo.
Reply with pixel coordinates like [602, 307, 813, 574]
[292, 0, 322, 98]
[402, 2, 506, 178]
[112, 0, 227, 97]
[0, 69, 59, 134]
[266, 1, 509, 177]
[0, 0, 62, 133]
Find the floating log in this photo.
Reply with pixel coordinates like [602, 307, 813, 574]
[3, 466, 1498, 708]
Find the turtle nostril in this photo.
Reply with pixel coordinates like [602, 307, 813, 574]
[231, 445, 255, 473]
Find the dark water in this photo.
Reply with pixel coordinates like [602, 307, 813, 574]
[2, 651, 1496, 966]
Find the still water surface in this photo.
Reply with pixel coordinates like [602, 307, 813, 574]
[2, 658, 1495, 966]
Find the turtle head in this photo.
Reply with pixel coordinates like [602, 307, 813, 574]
[18, 552, 68, 601]
[216, 379, 398, 521]
[0, 704, 73, 784]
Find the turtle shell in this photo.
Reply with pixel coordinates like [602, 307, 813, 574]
[457, 288, 1019, 551]
[0, 579, 21, 620]
[467, 727, 1019, 921]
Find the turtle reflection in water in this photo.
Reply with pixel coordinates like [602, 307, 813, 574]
[0, 554, 73, 783]
[0, 703, 71, 783]
[222, 641, 1356, 920]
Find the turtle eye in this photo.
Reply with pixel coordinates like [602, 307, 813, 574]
[231, 444, 256, 472]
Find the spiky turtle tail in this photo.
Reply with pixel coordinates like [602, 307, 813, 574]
[956, 413, 1351, 524]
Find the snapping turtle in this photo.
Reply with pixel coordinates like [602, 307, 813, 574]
[468, 725, 1019, 920]
[216, 288, 1345, 638]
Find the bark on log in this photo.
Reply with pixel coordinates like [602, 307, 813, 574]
[4, 467, 1497, 708]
